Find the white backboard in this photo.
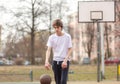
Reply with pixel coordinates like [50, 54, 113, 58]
[78, 1, 115, 23]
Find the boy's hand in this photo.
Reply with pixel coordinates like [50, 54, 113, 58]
[61, 61, 67, 69]
[45, 62, 51, 70]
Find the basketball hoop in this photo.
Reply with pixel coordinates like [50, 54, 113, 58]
[90, 11, 103, 21]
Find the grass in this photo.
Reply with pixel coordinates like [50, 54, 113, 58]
[0, 64, 119, 82]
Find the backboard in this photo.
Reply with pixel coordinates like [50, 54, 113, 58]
[78, 1, 115, 23]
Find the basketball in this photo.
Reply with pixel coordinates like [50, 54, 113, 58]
[40, 74, 52, 84]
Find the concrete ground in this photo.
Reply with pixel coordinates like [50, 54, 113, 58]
[67, 81, 120, 84]
[0, 81, 120, 84]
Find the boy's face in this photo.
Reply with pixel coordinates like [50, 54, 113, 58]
[54, 26, 62, 33]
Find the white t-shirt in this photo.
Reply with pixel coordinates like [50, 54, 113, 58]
[47, 32, 72, 61]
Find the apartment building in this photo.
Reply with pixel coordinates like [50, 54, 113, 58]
[0, 25, 2, 52]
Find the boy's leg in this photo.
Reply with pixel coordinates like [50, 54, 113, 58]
[61, 61, 69, 84]
[52, 61, 61, 84]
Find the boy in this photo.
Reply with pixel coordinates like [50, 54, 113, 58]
[45, 19, 72, 84]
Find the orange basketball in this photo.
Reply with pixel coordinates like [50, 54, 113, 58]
[40, 74, 52, 84]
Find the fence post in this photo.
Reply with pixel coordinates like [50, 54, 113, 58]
[117, 62, 120, 81]
[30, 70, 33, 82]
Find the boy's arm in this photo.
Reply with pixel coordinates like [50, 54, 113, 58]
[45, 47, 52, 70]
[62, 48, 72, 69]
[64, 48, 72, 62]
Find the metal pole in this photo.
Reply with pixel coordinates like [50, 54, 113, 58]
[117, 63, 119, 81]
[100, 23, 105, 80]
[30, 70, 33, 82]
[97, 21, 101, 82]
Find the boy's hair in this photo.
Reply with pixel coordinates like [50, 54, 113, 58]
[52, 19, 63, 28]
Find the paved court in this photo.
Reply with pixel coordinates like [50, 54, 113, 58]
[67, 81, 120, 84]
[0, 81, 119, 84]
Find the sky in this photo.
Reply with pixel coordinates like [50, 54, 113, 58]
[0, 0, 17, 24]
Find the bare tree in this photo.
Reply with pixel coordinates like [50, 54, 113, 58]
[6, 0, 49, 64]
[52, 0, 69, 19]
[104, 23, 112, 59]
[114, 1, 120, 57]
[83, 23, 95, 59]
